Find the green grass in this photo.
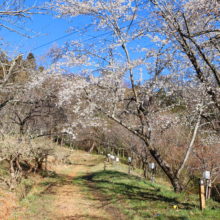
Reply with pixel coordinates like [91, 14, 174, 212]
[9, 173, 65, 220]
[74, 164, 220, 220]
[5, 153, 220, 220]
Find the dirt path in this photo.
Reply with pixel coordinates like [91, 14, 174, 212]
[8, 152, 125, 220]
[51, 153, 114, 220]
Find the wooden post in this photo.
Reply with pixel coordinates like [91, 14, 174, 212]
[199, 178, 205, 210]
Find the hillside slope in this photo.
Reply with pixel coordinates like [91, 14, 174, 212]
[7, 150, 220, 220]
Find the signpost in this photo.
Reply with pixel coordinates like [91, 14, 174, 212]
[199, 178, 205, 210]
[150, 163, 155, 183]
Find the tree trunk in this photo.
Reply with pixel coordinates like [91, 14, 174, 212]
[45, 156, 48, 171]
[123, 149, 124, 158]
[38, 159, 44, 170]
[9, 159, 16, 190]
[20, 124, 24, 135]
[15, 156, 23, 183]
[50, 129, 53, 143]
[35, 158, 44, 171]
[88, 141, 95, 154]
[61, 134, 64, 147]
[24, 160, 35, 174]
[138, 158, 142, 169]
[143, 163, 147, 179]
[149, 148, 183, 193]
[132, 153, 137, 170]
[177, 114, 201, 178]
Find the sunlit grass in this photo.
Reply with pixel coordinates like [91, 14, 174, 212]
[74, 160, 220, 220]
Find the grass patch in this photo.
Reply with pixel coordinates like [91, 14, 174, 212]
[9, 173, 68, 220]
[74, 167, 220, 220]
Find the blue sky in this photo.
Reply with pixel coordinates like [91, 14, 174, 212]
[0, 0, 95, 59]
[0, 0, 157, 82]
[1, 0, 151, 54]
[1, 11, 75, 57]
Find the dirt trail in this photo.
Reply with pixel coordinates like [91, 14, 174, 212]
[7, 151, 124, 220]
[51, 153, 113, 220]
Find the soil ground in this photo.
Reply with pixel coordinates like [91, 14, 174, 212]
[7, 151, 126, 220]
[51, 164, 116, 219]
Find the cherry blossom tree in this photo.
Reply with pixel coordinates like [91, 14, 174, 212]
[47, 0, 220, 193]
[0, 0, 46, 112]
[0, 135, 56, 190]
[0, 0, 46, 38]
[147, 0, 220, 106]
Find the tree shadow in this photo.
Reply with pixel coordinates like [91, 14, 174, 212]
[56, 214, 110, 220]
[73, 170, 196, 219]
[38, 173, 71, 195]
[71, 163, 95, 167]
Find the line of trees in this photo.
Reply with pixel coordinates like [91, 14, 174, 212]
[0, 1, 73, 190]
[45, 0, 220, 193]
[0, 0, 220, 196]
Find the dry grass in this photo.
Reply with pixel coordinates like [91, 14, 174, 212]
[0, 188, 16, 220]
